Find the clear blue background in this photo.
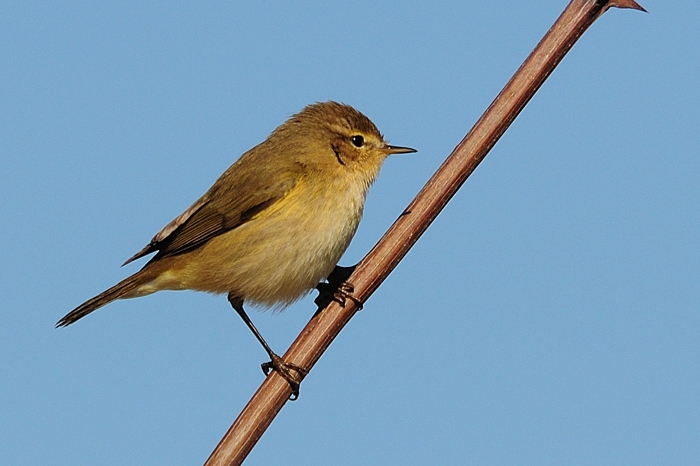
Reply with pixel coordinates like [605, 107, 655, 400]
[1, 1, 697, 464]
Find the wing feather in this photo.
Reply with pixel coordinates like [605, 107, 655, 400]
[123, 154, 303, 265]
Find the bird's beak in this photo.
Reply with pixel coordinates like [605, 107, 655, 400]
[382, 144, 417, 155]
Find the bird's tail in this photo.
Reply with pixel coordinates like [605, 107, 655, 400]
[56, 270, 151, 327]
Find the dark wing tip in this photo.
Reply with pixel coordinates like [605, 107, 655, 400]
[121, 243, 156, 266]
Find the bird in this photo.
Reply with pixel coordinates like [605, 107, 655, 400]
[57, 101, 416, 397]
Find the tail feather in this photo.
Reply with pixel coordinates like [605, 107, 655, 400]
[57, 272, 148, 327]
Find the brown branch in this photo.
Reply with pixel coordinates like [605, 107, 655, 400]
[203, 1, 646, 465]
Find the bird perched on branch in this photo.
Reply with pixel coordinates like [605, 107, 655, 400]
[57, 101, 416, 398]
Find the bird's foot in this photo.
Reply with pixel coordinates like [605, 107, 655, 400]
[315, 281, 363, 310]
[334, 282, 364, 309]
[314, 265, 363, 310]
[261, 353, 308, 401]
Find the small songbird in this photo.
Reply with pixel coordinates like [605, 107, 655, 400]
[57, 101, 415, 397]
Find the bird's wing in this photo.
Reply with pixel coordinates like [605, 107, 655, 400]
[123, 159, 302, 265]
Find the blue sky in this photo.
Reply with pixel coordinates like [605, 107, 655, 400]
[1, 1, 698, 464]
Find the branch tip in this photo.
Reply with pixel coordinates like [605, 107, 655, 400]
[609, 0, 647, 12]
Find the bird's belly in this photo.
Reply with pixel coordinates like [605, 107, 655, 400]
[163, 183, 364, 309]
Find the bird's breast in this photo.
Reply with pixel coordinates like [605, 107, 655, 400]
[167, 174, 369, 309]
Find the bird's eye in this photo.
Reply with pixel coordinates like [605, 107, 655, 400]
[350, 135, 364, 148]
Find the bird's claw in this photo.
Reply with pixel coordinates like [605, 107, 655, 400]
[332, 281, 363, 310]
[315, 280, 363, 310]
[315, 265, 362, 310]
[261, 353, 308, 401]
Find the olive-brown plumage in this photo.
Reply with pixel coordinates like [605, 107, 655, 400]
[58, 102, 415, 327]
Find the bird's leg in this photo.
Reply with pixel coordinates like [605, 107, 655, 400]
[227, 293, 307, 400]
[314, 265, 363, 310]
